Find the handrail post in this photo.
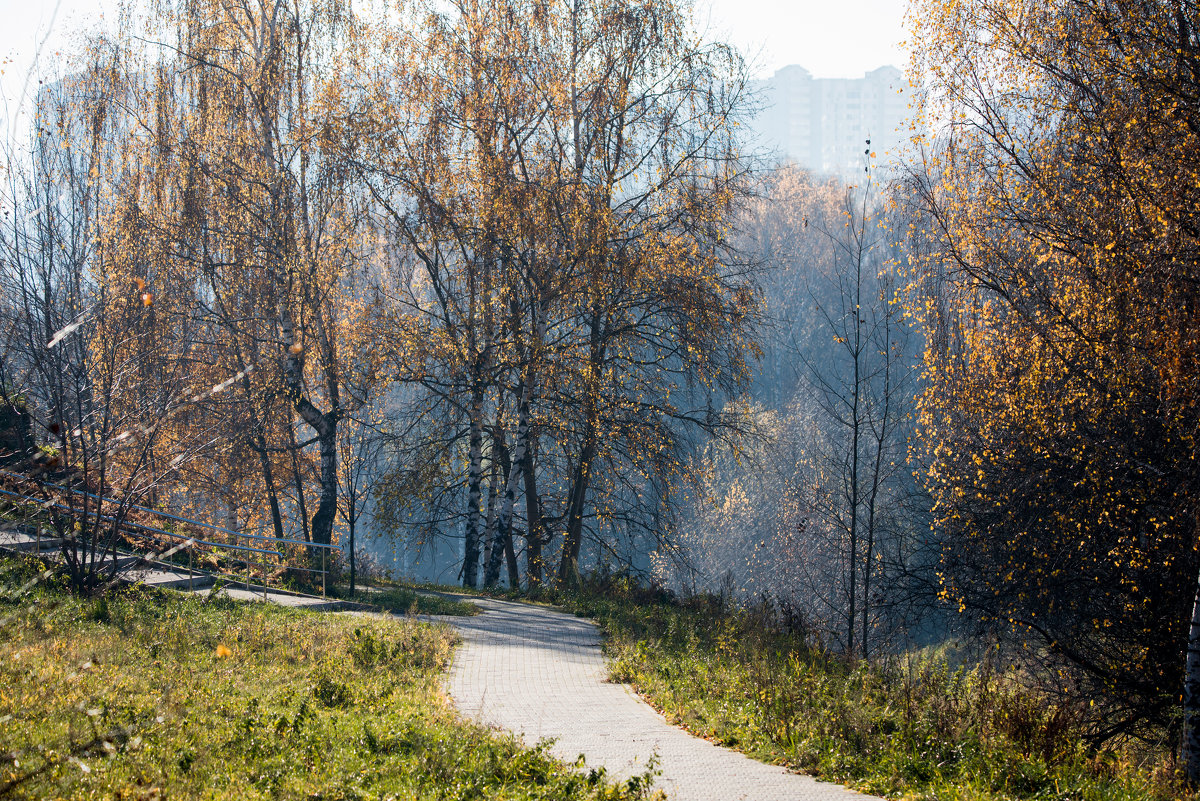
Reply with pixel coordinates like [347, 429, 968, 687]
[322, 548, 326, 598]
[262, 526, 269, 601]
[188, 547, 193, 592]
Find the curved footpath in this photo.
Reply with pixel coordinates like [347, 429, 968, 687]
[0, 528, 879, 801]
[442, 595, 882, 801]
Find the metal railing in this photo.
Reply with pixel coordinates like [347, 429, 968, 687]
[0, 470, 342, 599]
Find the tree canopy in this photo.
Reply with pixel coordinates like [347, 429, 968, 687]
[905, 0, 1200, 747]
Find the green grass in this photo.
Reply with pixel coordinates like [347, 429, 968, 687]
[0, 557, 659, 800]
[539, 579, 1191, 801]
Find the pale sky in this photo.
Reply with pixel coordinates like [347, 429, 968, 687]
[0, 0, 909, 131]
[697, 0, 908, 79]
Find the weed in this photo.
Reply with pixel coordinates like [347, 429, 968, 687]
[87, 596, 110, 624]
[313, 672, 353, 708]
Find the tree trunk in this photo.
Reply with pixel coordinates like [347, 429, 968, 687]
[558, 307, 601, 588]
[349, 508, 357, 595]
[557, 433, 596, 587]
[286, 420, 311, 543]
[462, 384, 486, 588]
[239, 354, 286, 546]
[309, 420, 338, 546]
[485, 377, 532, 587]
[504, 525, 520, 589]
[482, 435, 505, 579]
[1183, 562, 1200, 786]
[846, 361, 861, 658]
[282, 316, 339, 548]
[861, 311, 895, 661]
[253, 433, 287, 543]
[845, 236, 864, 659]
[523, 442, 544, 587]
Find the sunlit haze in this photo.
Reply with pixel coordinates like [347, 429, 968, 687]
[0, 0, 909, 131]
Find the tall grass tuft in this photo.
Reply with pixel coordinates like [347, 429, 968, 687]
[543, 575, 1192, 801]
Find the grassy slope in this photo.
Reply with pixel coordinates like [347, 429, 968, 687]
[549, 583, 1190, 801]
[0, 559, 657, 801]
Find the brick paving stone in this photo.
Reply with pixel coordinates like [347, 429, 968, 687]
[444, 596, 884, 801]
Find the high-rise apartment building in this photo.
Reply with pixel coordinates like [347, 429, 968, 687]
[750, 65, 907, 181]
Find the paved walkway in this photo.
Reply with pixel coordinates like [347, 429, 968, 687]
[444, 596, 882, 801]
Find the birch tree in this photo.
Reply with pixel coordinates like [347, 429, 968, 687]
[354, 0, 761, 589]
